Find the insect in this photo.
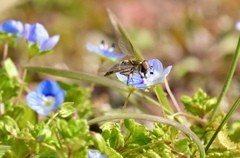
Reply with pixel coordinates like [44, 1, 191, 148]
[104, 37, 152, 84]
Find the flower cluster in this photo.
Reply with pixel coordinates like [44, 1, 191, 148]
[116, 59, 172, 89]
[0, 20, 59, 57]
[26, 80, 65, 116]
[87, 40, 125, 61]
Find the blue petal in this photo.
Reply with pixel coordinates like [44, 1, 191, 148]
[25, 23, 49, 43]
[102, 50, 125, 60]
[86, 42, 125, 60]
[86, 43, 104, 55]
[52, 89, 65, 111]
[26, 80, 65, 116]
[26, 91, 50, 115]
[116, 73, 146, 89]
[36, 80, 63, 96]
[0, 20, 23, 34]
[40, 35, 60, 51]
[88, 150, 108, 158]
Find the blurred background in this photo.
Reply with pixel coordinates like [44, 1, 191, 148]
[0, 0, 240, 116]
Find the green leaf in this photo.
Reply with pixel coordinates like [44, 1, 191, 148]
[56, 118, 88, 138]
[3, 58, 18, 78]
[0, 69, 20, 103]
[174, 138, 191, 154]
[57, 102, 75, 118]
[0, 115, 19, 136]
[124, 119, 151, 147]
[0, 145, 11, 158]
[100, 122, 124, 149]
[181, 88, 217, 117]
[57, 81, 93, 119]
[6, 105, 37, 129]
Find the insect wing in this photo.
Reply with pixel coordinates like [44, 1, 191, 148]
[118, 36, 136, 57]
[103, 61, 137, 76]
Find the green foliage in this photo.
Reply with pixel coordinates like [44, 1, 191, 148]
[100, 119, 198, 157]
[26, 42, 51, 59]
[57, 81, 93, 119]
[0, 63, 20, 105]
[0, 32, 18, 46]
[181, 88, 217, 117]
[57, 102, 75, 118]
[101, 122, 124, 149]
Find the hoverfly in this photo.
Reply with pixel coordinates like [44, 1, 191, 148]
[104, 37, 152, 84]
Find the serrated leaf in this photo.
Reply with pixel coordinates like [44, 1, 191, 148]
[174, 138, 190, 155]
[56, 118, 88, 138]
[100, 122, 124, 149]
[124, 119, 151, 147]
[58, 102, 75, 118]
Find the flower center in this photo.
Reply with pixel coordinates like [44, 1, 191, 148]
[42, 95, 56, 107]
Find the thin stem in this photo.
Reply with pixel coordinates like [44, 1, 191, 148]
[164, 79, 181, 113]
[15, 68, 28, 105]
[210, 36, 240, 121]
[154, 86, 166, 117]
[122, 90, 133, 112]
[154, 85, 173, 114]
[205, 96, 240, 152]
[164, 79, 188, 124]
[3, 43, 8, 61]
[46, 112, 59, 125]
[172, 112, 207, 125]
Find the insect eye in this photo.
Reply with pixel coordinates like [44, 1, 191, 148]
[101, 40, 105, 45]
[111, 43, 115, 48]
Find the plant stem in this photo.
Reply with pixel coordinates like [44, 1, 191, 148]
[210, 36, 240, 121]
[164, 79, 188, 124]
[154, 86, 166, 117]
[205, 96, 240, 152]
[154, 85, 173, 114]
[46, 112, 59, 125]
[3, 43, 8, 61]
[15, 68, 28, 105]
[122, 89, 134, 112]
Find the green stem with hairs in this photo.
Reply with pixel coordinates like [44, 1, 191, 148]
[210, 36, 240, 121]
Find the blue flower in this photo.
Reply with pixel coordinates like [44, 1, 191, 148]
[26, 80, 65, 116]
[145, 59, 172, 87]
[86, 40, 125, 61]
[24, 23, 60, 52]
[116, 59, 172, 89]
[0, 20, 24, 37]
[88, 150, 108, 158]
[236, 21, 240, 31]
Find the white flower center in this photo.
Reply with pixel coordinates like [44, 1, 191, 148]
[42, 95, 56, 107]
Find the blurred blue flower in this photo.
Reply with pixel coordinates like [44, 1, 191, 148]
[26, 80, 65, 116]
[116, 59, 172, 89]
[88, 150, 108, 158]
[24, 23, 60, 51]
[0, 20, 24, 37]
[236, 21, 240, 31]
[86, 40, 125, 61]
